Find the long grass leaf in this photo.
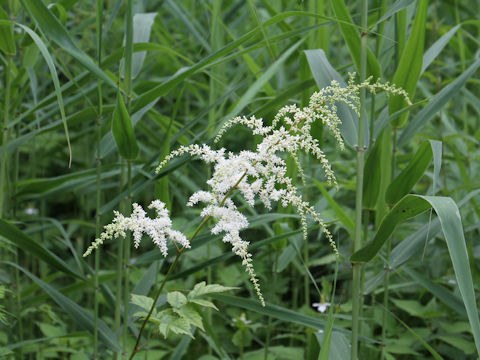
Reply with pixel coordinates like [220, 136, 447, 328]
[389, 0, 428, 128]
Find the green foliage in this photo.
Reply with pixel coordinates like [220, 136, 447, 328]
[132, 282, 235, 339]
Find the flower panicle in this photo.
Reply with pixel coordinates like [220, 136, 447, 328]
[83, 201, 189, 258]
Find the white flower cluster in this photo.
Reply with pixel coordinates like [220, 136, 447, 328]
[155, 77, 412, 306]
[83, 200, 190, 258]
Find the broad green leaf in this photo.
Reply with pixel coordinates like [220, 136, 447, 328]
[21, 0, 117, 89]
[112, 92, 139, 160]
[190, 299, 218, 310]
[16, 23, 72, 166]
[437, 336, 476, 355]
[351, 195, 480, 355]
[0, 9, 15, 55]
[389, 0, 428, 128]
[385, 141, 435, 205]
[130, 294, 154, 312]
[5, 262, 120, 351]
[174, 304, 204, 331]
[391, 298, 442, 318]
[398, 56, 480, 147]
[0, 219, 79, 279]
[304, 49, 367, 147]
[188, 282, 236, 299]
[329, 0, 381, 79]
[167, 291, 188, 308]
[363, 140, 382, 209]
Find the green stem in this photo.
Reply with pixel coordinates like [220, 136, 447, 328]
[351, 1, 368, 359]
[94, 0, 104, 357]
[123, 161, 133, 356]
[380, 129, 397, 359]
[129, 169, 250, 359]
[0, 56, 12, 218]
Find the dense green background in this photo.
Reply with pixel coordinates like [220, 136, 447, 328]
[0, 0, 479, 359]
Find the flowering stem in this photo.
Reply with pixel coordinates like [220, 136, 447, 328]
[128, 169, 249, 359]
[352, 0, 368, 359]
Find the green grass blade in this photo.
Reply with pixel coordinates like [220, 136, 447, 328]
[398, 56, 480, 147]
[422, 196, 480, 356]
[4, 262, 121, 352]
[16, 23, 72, 166]
[422, 24, 461, 74]
[363, 140, 382, 209]
[21, 0, 116, 89]
[0, 219, 79, 279]
[112, 91, 139, 161]
[0, 9, 16, 55]
[373, 0, 415, 27]
[313, 180, 354, 234]
[385, 141, 433, 205]
[329, 0, 381, 78]
[389, 0, 428, 128]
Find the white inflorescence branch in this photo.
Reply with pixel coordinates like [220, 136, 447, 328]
[83, 201, 190, 258]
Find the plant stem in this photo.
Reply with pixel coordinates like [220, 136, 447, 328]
[351, 0, 368, 359]
[123, 161, 133, 355]
[129, 168, 250, 359]
[0, 56, 12, 217]
[94, 0, 104, 357]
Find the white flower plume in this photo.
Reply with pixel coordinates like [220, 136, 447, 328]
[83, 201, 190, 258]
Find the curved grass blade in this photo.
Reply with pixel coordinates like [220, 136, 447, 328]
[422, 24, 461, 74]
[363, 140, 382, 209]
[4, 262, 121, 352]
[398, 56, 480, 147]
[16, 23, 72, 166]
[373, 0, 415, 27]
[21, 0, 116, 88]
[112, 92, 139, 161]
[351, 195, 480, 355]
[0, 219, 79, 279]
[329, 0, 381, 78]
[385, 141, 435, 205]
[389, 0, 428, 128]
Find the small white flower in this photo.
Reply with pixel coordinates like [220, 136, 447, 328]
[312, 302, 331, 313]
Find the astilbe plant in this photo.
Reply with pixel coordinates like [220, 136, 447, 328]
[83, 75, 411, 338]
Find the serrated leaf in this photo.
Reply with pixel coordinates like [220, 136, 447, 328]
[112, 92, 139, 160]
[189, 299, 218, 311]
[159, 316, 193, 339]
[130, 294, 154, 312]
[174, 304, 204, 331]
[167, 291, 188, 308]
[188, 282, 236, 299]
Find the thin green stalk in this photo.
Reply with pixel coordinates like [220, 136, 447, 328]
[380, 128, 397, 360]
[352, 1, 368, 359]
[264, 251, 278, 360]
[94, 0, 104, 357]
[0, 56, 12, 217]
[123, 161, 133, 355]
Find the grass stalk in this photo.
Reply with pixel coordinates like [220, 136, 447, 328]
[123, 161, 133, 355]
[94, 0, 104, 357]
[351, 0, 368, 358]
[0, 56, 12, 217]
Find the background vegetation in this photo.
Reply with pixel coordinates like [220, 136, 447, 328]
[0, 0, 479, 359]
